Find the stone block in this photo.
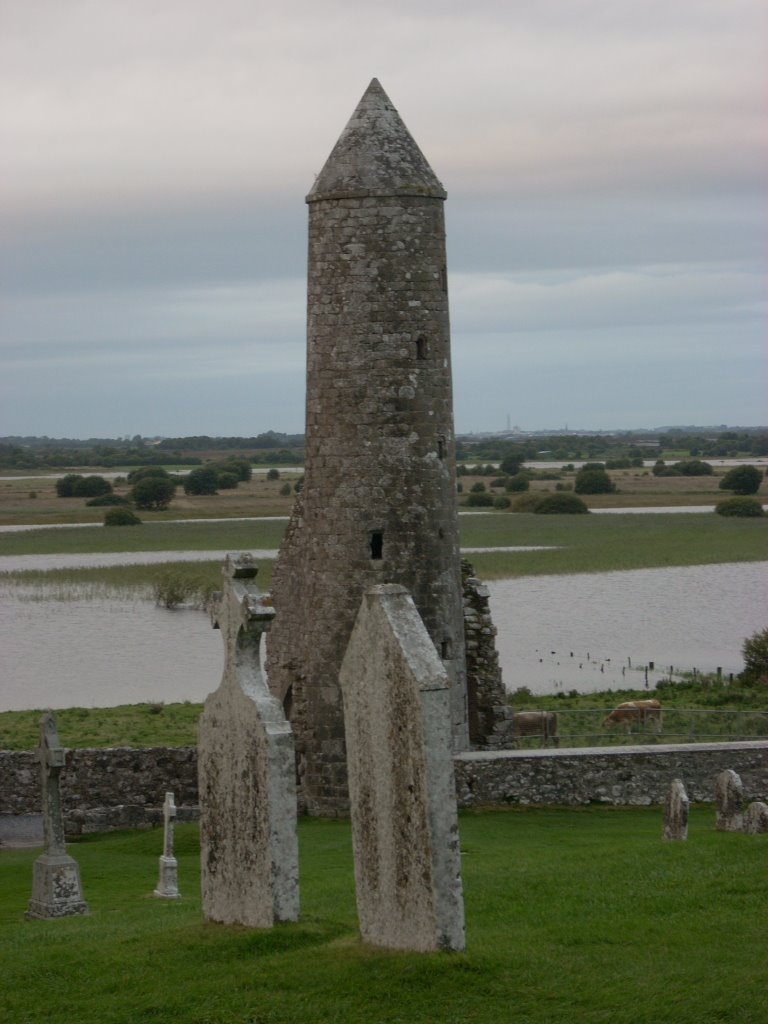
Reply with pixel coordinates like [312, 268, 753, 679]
[662, 779, 689, 841]
[715, 769, 744, 832]
[743, 801, 768, 834]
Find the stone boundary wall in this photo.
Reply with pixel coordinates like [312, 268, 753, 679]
[455, 741, 768, 807]
[2, 742, 766, 831]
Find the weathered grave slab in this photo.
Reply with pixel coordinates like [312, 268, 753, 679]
[153, 791, 181, 899]
[339, 584, 465, 952]
[662, 779, 689, 841]
[26, 711, 88, 919]
[743, 801, 768, 834]
[198, 554, 299, 927]
[715, 769, 744, 832]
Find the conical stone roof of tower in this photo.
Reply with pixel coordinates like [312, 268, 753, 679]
[307, 79, 446, 202]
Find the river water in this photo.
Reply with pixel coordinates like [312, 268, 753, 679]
[0, 561, 764, 711]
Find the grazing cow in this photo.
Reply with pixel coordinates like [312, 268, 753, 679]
[602, 699, 662, 735]
[511, 711, 559, 748]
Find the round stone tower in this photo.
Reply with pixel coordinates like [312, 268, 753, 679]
[267, 79, 467, 815]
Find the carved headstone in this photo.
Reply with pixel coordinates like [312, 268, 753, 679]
[26, 711, 88, 919]
[198, 554, 299, 927]
[339, 584, 465, 952]
[715, 769, 744, 832]
[153, 791, 181, 899]
[662, 779, 689, 841]
[743, 801, 768, 834]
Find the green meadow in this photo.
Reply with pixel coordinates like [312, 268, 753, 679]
[2, 810, 766, 1024]
[2, 513, 766, 594]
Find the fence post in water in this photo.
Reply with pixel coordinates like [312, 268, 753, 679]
[649, 661, 654, 671]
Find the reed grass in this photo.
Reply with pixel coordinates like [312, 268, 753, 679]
[0, 810, 765, 1024]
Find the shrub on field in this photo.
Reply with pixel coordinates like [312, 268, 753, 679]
[470, 481, 486, 493]
[104, 507, 141, 526]
[499, 452, 525, 475]
[57, 473, 113, 498]
[505, 475, 530, 492]
[465, 491, 494, 507]
[605, 458, 632, 469]
[457, 482, 463, 493]
[719, 465, 763, 495]
[127, 466, 171, 483]
[131, 475, 176, 510]
[216, 472, 239, 490]
[267, 468, 280, 480]
[216, 458, 252, 482]
[294, 476, 304, 493]
[574, 468, 615, 494]
[73, 475, 113, 497]
[490, 477, 508, 488]
[184, 466, 219, 495]
[653, 459, 713, 477]
[86, 494, 130, 507]
[56, 473, 84, 497]
[675, 459, 714, 476]
[493, 495, 511, 509]
[512, 492, 542, 512]
[555, 482, 573, 491]
[534, 493, 589, 514]
[279, 482, 292, 495]
[740, 628, 768, 687]
[715, 497, 765, 517]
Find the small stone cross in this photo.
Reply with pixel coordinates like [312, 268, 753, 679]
[154, 790, 181, 899]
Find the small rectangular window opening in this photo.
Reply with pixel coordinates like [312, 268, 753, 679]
[437, 435, 446, 459]
[369, 531, 384, 560]
[416, 336, 427, 360]
[441, 639, 453, 660]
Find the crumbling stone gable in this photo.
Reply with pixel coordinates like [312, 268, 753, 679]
[462, 560, 507, 745]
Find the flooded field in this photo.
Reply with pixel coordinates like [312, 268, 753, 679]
[0, 561, 764, 711]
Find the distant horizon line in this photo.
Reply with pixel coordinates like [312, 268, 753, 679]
[2, 424, 767, 444]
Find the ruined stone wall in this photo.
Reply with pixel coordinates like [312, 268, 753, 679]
[3, 742, 766, 832]
[455, 742, 768, 806]
[462, 560, 506, 745]
[0, 747, 198, 833]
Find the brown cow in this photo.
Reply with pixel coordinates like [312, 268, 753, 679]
[602, 699, 662, 735]
[511, 711, 559, 748]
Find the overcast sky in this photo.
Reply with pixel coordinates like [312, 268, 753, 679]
[1, 0, 765, 438]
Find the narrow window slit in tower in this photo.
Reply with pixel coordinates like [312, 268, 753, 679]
[416, 335, 428, 360]
[437, 435, 446, 459]
[441, 639, 453, 660]
[369, 531, 384, 560]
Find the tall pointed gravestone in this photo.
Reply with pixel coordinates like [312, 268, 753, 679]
[198, 554, 299, 927]
[26, 711, 88, 919]
[339, 584, 465, 952]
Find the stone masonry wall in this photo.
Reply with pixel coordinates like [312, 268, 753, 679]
[2, 742, 765, 832]
[455, 741, 768, 806]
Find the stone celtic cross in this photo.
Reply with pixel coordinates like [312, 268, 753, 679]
[153, 790, 180, 899]
[26, 710, 88, 919]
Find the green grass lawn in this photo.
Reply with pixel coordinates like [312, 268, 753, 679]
[2, 514, 766, 591]
[1, 809, 765, 1024]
